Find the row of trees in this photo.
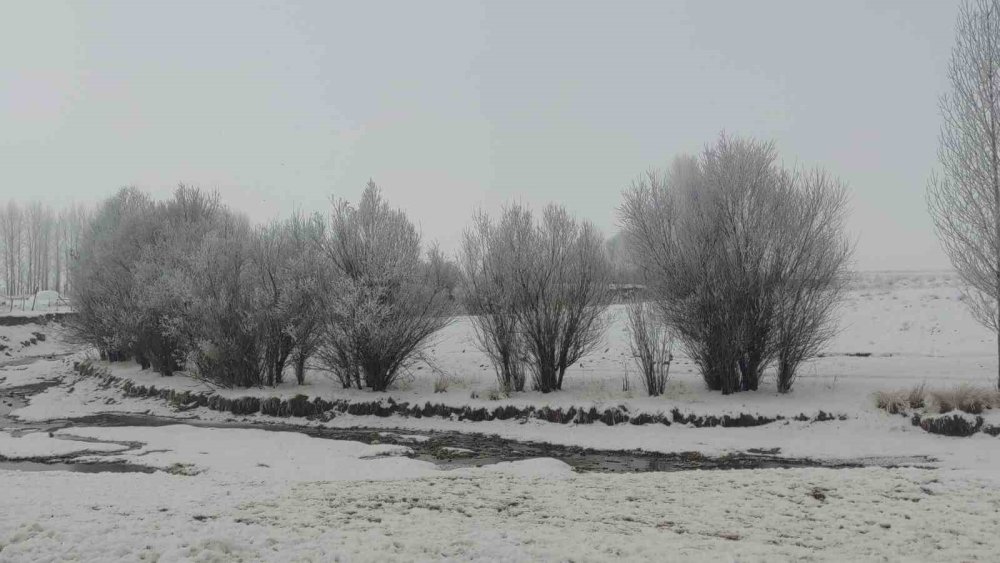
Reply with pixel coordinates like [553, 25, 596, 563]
[70, 138, 852, 395]
[0, 200, 89, 299]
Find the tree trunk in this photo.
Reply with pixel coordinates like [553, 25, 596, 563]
[294, 355, 306, 385]
[739, 350, 762, 392]
[777, 357, 790, 393]
[719, 361, 740, 395]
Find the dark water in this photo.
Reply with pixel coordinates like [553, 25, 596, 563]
[0, 379, 936, 475]
[0, 460, 157, 474]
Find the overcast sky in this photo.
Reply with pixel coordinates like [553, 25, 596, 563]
[1, 1, 961, 270]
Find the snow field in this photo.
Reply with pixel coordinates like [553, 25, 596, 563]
[1, 465, 998, 562]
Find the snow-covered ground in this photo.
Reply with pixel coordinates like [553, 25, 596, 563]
[1, 417, 998, 561]
[2, 271, 1000, 561]
[3, 452, 998, 561]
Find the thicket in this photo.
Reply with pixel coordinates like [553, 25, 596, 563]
[69, 183, 451, 389]
[71, 135, 852, 399]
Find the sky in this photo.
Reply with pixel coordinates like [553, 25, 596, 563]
[1, 0, 962, 270]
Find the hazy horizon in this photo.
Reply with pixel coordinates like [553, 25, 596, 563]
[2, 1, 963, 270]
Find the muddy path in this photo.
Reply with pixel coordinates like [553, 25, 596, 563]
[0, 380, 936, 475]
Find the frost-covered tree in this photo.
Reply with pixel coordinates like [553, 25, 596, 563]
[465, 203, 612, 393]
[620, 135, 851, 394]
[770, 171, 852, 392]
[69, 187, 155, 361]
[70, 186, 224, 375]
[189, 211, 271, 387]
[133, 186, 222, 375]
[459, 208, 529, 393]
[316, 181, 452, 391]
[252, 221, 297, 386]
[283, 212, 331, 384]
[249, 212, 331, 386]
[928, 0, 1000, 390]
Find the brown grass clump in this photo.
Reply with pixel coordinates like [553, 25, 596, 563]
[905, 384, 926, 410]
[875, 384, 1000, 415]
[926, 385, 999, 415]
[432, 374, 450, 394]
[874, 390, 910, 415]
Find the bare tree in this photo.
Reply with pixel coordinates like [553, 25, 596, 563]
[190, 211, 265, 387]
[625, 298, 673, 396]
[488, 203, 612, 393]
[620, 155, 754, 395]
[69, 188, 155, 361]
[770, 171, 853, 392]
[23, 202, 55, 295]
[0, 200, 90, 302]
[316, 181, 452, 391]
[621, 135, 852, 394]
[928, 0, 1000, 390]
[699, 137, 790, 392]
[138, 186, 222, 375]
[285, 212, 331, 384]
[459, 208, 528, 393]
[53, 203, 90, 296]
[252, 221, 297, 386]
[246, 212, 330, 386]
[1, 202, 24, 298]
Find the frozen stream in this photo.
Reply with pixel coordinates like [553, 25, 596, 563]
[0, 376, 934, 474]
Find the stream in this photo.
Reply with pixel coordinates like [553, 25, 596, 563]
[0, 375, 936, 475]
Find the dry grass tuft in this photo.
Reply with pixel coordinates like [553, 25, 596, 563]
[906, 384, 926, 410]
[877, 384, 1000, 415]
[874, 390, 909, 415]
[433, 374, 450, 394]
[926, 385, 999, 415]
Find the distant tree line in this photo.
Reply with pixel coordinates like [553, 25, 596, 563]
[0, 200, 90, 299]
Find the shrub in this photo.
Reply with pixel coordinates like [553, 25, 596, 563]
[625, 298, 673, 396]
